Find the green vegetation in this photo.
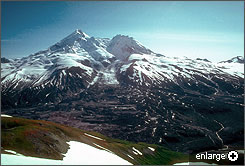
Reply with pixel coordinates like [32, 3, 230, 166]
[1, 116, 188, 164]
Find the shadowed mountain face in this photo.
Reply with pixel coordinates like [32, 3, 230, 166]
[1, 29, 244, 154]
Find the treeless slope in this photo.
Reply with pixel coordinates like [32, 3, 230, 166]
[1, 116, 189, 165]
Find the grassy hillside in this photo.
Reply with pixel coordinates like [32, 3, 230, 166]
[1, 116, 189, 165]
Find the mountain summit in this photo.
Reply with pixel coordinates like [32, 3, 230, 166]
[49, 29, 90, 52]
[219, 56, 244, 64]
[107, 35, 153, 60]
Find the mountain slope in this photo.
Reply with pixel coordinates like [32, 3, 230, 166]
[1, 116, 189, 165]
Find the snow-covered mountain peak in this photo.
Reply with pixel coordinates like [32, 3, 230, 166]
[219, 56, 244, 64]
[49, 29, 90, 52]
[46, 29, 115, 62]
[111, 34, 134, 41]
[72, 29, 90, 38]
[230, 56, 244, 63]
[107, 34, 153, 60]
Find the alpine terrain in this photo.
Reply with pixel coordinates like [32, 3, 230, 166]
[1, 29, 244, 159]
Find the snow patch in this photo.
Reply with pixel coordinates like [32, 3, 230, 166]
[127, 154, 134, 160]
[1, 114, 12, 118]
[93, 143, 113, 153]
[148, 147, 155, 151]
[132, 147, 142, 155]
[84, 133, 105, 141]
[4, 150, 17, 154]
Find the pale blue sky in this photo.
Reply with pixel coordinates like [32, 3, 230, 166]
[1, 1, 244, 62]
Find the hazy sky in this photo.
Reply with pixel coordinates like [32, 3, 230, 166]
[1, 1, 244, 62]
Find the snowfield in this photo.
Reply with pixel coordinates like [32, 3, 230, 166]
[120, 53, 243, 86]
[216, 62, 244, 78]
[1, 141, 132, 165]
